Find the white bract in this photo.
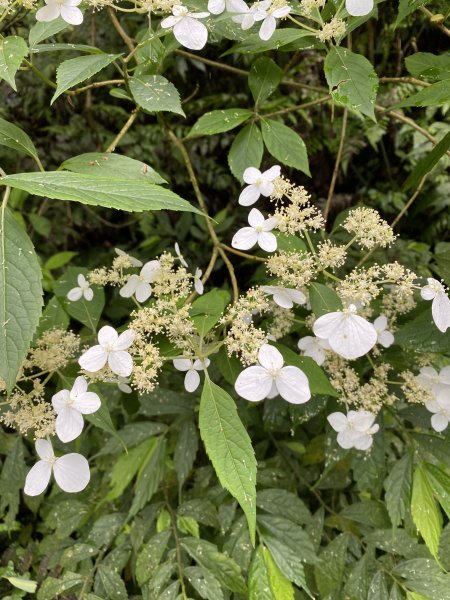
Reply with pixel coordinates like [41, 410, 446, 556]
[238, 0, 291, 41]
[119, 260, 160, 303]
[36, 0, 83, 24]
[194, 268, 204, 295]
[421, 278, 450, 333]
[118, 376, 132, 394]
[235, 344, 311, 404]
[261, 285, 306, 309]
[115, 248, 143, 267]
[313, 304, 377, 360]
[417, 366, 450, 394]
[24, 439, 90, 496]
[373, 315, 394, 348]
[232, 208, 278, 253]
[208, 0, 248, 16]
[173, 358, 210, 392]
[345, 0, 373, 17]
[79, 325, 135, 377]
[52, 377, 101, 443]
[67, 274, 93, 302]
[297, 335, 331, 366]
[174, 242, 189, 268]
[161, 5, 210, 51]
[328, 411, 379, 450]
[239, 165, 281, 206]
[426, 387, 450, 432]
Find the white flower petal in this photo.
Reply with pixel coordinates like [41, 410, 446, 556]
[440, 366, 450, 386]
[72, 376, 88, 397]
[235, 366, 273, 401]
[243, 167, 261, 184]
[161, 14, 180, 28]
[52, 389, 71, 413]
[232, 227, 258, 250]
[239, 185, 261, 206]
[36, 3, 60, 21]
[373, 315, 387, 332]
[345, 0, 373, 16]
[73, 392, 101, 414]
[135, 282, 152, 303]
[24, 461, 52, 496]
[327, 314, 377, 360]
[114, 329, 135, 351]
[272, 290, 294, 309]
[258, 344, 284, 370]
[226, 0, 248, 13]
[431, 413, 449, 432]
[353, 433, 374, 451]
[336, 429, 357, 449]
[258, 181, 274, 197]
[259, 15, 276, 40]
[185, 369, 200, 392]
[108, 350, 133, 377]
[35, 439, 54, 461]
[173, 358, 193, 372]
[98, 325, 118, 347]
[53, 453, 90, 493]
[119, 275, 139, 298]
[208, 0, 225, 14]
[257, 231, 277, 252]
[421, 286, 436, 301]
[79, 345, 108, 373]
[432, 293, 450, 333]
[141, 260, 160, 282]
[248, 208, 265, 227]
[378, 329, 394, 348]
[173, 17, 208, 50]
[84, 288, 94, 301]
[313, 311, 344, 340]
[195, 276, 204, 295]
[349, 410, 376, 431]
[60, 5, 83, 25]
[240, 12, 255, 28]
[263, 165, 281, 181]
[67, 287, 83, 301]
[55, 407, 84, 443]
[327, 412, 349, 433]
[272, 5, 290, 17]
[276, 366, 310, 404]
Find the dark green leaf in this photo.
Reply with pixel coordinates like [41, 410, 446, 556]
[129, 75, 184, 115]
[248, 57, 283, 105]
[188, 109, 253, 137]
[261, 119, 310, 175]
[228, 122, 263, 182]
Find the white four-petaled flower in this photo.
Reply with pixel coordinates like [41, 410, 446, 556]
[261, 285, 306, 309]
[67, 274, 93, 302]
[24, 439, 90, 496]
[239, 165, 281, 206]
[36, 0, 83, 24]
[52, 377, 101, 443]
[119, 260, 160, 303]
[327, 411, 379, 450]
[297, 335, 331, 366]
[232, 208, 278, 253]
[373, 315, 394, 348]
[174, 242, 189, 268]
[161, 5, 210, 51]
[345, 0, 374, 17]
[238, 0, 291, 41]
[421, 278, 450, 333]
[313, 304, 377, 360]
[79, 325, 135, 377]
[426, 387, 450, 432]
[208, 0, 248, 16]
[235, 344, 311, 404]
[194, 268, 204, 295]
[417, 366, 450, 394]
[173, 358, 210, 392]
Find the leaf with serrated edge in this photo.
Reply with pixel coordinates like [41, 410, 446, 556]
[0, 36, 28, 91]
[411, 463, 442, 559]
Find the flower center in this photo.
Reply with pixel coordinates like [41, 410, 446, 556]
[255, 225, 264, 233]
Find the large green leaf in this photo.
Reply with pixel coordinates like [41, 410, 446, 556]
[384, 452, 412, 528]
[0, 172, 202, 215]
[404, 131, 450, 192]
[261, 119, 310, 176]
[249, 57, 283, 106]
[188, 109, 253, 137]
[228, 122, 263, 182]
[190, 289, 230, 337]
[396, 307, 450, 353]
[425, 463, 450, 520]
[0, 117, 40, 164]
[248, 546, 294, 600]
[51, 53, 121, 102]
[0, 207, 43, 392]
[314, 534, 348, 597]
[28, 18, 68, 47]
[61, 152, 166, 184]
[324, 47, 379, 120]
[0, 36, 28, 91]
[199, 377, 257, 544]
[395, 80, 450, 108]
[411, 463, 442, 559]
[129, 75, 184, 116]
[405, 52, 450, 81]
[308, 282, 343, 316]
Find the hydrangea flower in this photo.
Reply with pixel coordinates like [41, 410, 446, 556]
[232, 208, 278, 253]
[313, 304, 377, 360]
[24, 439, 90, 496]
[297, 335, 331, 366]
[36, 0, 83, 24]
[119, 260, 160, 303]
[115, 248, 143, 267]
[345, 0, 373, 17]
[238, 165, 281, 206]
[327, 411, 379, 450]
[174, 242, 189, 268]
[161, 5, 210, 51]
[67, 274, 93, 302]
[417, 366, 450, 394]
[207, 0, 248, 16]
[173, 358, 210, 392]
[79, 325, 135, 377]
[261, 285, 306, 309]
[194, 268, 204, 295]
[235, 344, 311, 404]
[373, 315, 394, 348]
[426, 387, 450, 432]
[52, 377, 101, 443]
[421, 278, 450, 333]
[238, 0, 291, 41]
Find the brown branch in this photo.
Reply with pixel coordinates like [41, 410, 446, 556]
[107, 6, 135, 52]
[73, 79, 124, 95]
[390, 175, 427, 229]
[379, 76, 431, 87]
[105, 108, 139, 152]
[420, 6, 450, 38]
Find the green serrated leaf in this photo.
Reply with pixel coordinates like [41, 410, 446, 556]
[0, 36, 28, 91]
[129, 75, 184, 116]
[0, 117, 40, 164]
[411, 463, 442, 559]
[261, 119, 310, 175]
[308, 282, 343, 316]
[384, 452, 413, 528]
[228, 122, 263, 182]
[249, 57, 283, 105]
[314, 534, 348, 597]
[0, 172, 201, 215]
[405, 52, 450, 82]
[188, 109, 253, 137]
[0, 207, 43, 392]
[324, 47, 379, 120]
[174, 419, 198, 490]
[404, 132, 450, 191]
[199, 377, 257, 545]
[190, 289, 230, 337]
[28, 18, 68, 47]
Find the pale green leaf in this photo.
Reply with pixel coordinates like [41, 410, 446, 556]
[0, 117, 40, 163]
[261, 119, 310, 175]
[190, 289, 230, 337]
[0, 207, 43, 392]
[199, 377, 257, 545]
[28, 18, 68, 47]
[0, 172, 202, 215]
[411, 463, 442, 559]
[4, 576, 37, 593]
[405, 52, 450, 81]
[324, 47, 379, 120]
[395, 80, 450, 108]
[51, 53, 121, 102]
[0, 36, 28, 91]
[188, 109, 253, 137]
[228, 122, 263, 182]
[425, 463, 450, 520]
[129, 75, 184, 116]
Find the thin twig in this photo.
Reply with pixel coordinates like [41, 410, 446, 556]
[420, 6, 450, 38]
[324, 108, 348, 224]
[107, 6, 135, 52]
[105, 108, 139, 152]
[390, 175, 427, 229]
[379, 76, 431, 87]
[73, 79, 124, 94]
[220, 243, 267, 263]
